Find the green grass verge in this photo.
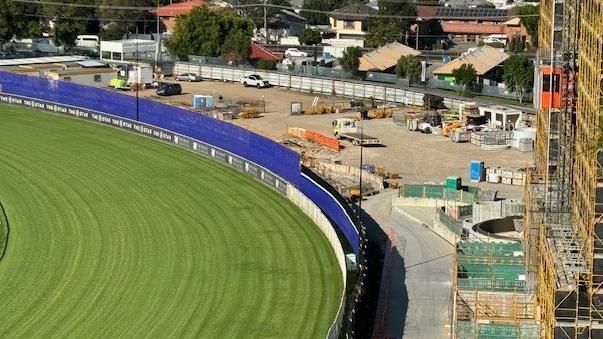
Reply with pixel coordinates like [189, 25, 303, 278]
[0, 103, 342, 338]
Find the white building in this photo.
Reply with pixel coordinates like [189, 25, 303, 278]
[45, 68, 116, 87]
[478, 105, 524, 130]
[100, 39, 157, 63]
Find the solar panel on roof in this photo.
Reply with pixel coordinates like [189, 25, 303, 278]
[434, 6, 506, 18]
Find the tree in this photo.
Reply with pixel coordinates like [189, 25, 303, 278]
[365, 23, 404, 48]
[301, 0, 351, 25]
[97, 0, 155, 38]
[507, 35, 526, 53]
[0, 0, 42, 46]
[166, 8, 254, 64]
[298, 28, 322, 46]
[517, 5, 538, 47]
[43, 0, 98, 46]
[396, 55, 422, 83]
[395, 55, 408, 77]
[231, 0, 291, 24]
[503, 54, 534, 103]
[340, 46, 362, 77]
[405, 55, 422, 84]
[365, 0, 416, 48]
[452, 63, 478, 94]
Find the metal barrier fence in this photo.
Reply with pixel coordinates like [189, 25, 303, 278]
[174, 62, 426, 106]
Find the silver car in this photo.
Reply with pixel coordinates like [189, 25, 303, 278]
[175, 73, 202, 82]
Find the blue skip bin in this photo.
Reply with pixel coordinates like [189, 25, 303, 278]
[470, 160, 485, 182]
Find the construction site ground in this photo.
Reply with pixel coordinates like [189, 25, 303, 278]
[132, 80, 534, 199]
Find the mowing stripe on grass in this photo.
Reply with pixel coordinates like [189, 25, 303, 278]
[0, 103, 342, 338]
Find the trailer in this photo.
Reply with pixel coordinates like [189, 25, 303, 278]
[332, 118, 382, 146]
[338, 132, 381, 145]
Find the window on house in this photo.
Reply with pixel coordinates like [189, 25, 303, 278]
[94, 75, 102, 82]
[101, 51, 111, 60]
[344, 21, 354, 29]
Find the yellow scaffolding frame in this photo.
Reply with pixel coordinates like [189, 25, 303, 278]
[575, 0, 603, 334]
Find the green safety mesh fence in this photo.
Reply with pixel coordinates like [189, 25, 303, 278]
[401, 184, 479, 203]
[438, 209, 463, 235]
[456, 241, 526, 292]
[456, 321, 539, 338]
[457, 241, 524, 264]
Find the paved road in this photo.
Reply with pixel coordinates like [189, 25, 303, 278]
[363, 191, 454, 339]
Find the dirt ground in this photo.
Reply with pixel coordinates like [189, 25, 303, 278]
[132, 79, 534, 199]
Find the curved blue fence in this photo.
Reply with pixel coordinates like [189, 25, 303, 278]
[0, 71, 360, 254]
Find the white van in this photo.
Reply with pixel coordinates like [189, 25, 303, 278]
[76, 35, 100, 50]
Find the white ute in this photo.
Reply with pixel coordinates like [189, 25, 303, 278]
[240, 74, 270, 88]
[284, 48, 308, 58]
[332, 118, 382, 146]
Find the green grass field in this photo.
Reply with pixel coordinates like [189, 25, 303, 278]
[0, 103, 342, 338]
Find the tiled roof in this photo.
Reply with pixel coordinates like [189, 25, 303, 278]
[432, 45, 509, 75]
[359, 42, 421, 71]
[153, 0, 207, 17]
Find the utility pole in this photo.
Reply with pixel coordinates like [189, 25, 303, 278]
[155, 0, 160, 68]
[264, 0, 268, 44]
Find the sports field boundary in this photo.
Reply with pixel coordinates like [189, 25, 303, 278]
[0, 93, 350, 338]
[0, 198, 9, 263]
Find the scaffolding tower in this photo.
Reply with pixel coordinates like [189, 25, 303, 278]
[528, 0, 603, 336]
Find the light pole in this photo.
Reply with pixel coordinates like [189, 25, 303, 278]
[264, 0, 268, 44]
[135, 26, 139, 121]
[415, 18, 422, 51]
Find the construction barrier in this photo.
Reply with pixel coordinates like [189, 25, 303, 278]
[303, 130, 341, 150]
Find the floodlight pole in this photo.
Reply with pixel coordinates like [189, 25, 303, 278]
[136, 26, 139, 122]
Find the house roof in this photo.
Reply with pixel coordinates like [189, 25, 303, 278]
[503, 17, 521, 25]
[359, 42, 421, 71]
[249, 43, 281, 61]
[432, 45, 509, 75]
[268, 9, 306, 28]
[416, 5, 509, 21]
[330, 3, 378, 21]
[152, 0, 207, 17]
[50, 68, 116, 76]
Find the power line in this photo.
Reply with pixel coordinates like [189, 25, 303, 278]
[11, 0, 155, 10]
[11, 0, 540, 20]
[23, 13, 156, 23]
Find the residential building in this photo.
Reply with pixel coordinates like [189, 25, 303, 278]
[359, 42, 420, 72]
[267, 10, 306, 42]
[152, 0, 210, 34]
[328, 3, 377, 41]
[416, 6, 529, 43]
[431, 45, 509, 86]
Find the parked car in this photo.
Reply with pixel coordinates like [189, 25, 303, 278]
[240, 74, 270, 88]
[483, 34, 507, 46]
[284, 48, 308, 58]
[156, 83, 182, 96]
[175, 73, 202, 82]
